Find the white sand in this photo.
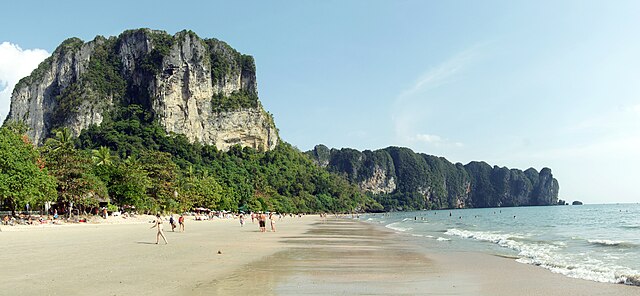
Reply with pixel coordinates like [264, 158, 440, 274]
[0, 215, 316, 295]
[1, 216, 638, 295]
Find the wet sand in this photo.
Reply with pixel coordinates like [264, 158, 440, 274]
[1, 216, 638, 295]
[205, 218, 639, 295]
[198, 219, 476, 295]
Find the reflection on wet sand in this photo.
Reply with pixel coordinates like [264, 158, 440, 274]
[196, 219, 476, 295]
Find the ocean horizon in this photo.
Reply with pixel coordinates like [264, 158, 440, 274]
[361, 203, 640, 286]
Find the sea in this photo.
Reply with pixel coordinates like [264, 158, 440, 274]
[360, 203, 640, 286]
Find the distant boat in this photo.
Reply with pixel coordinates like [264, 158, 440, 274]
[572, 201, 583, 205]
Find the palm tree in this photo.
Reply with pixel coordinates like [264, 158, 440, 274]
[46, 128, 74, 151]
[124, 155, 140, 167]
[92, 146, 112, 166]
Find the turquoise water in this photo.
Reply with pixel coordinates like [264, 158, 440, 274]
[361, 204, 640, 286]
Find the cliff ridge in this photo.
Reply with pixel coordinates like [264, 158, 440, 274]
[5, 29, 278, 151]
[307, 145, 560, 210]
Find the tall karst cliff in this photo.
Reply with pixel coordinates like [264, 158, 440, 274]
[4, 29, 278, 151]
[307, 145, 560, 210]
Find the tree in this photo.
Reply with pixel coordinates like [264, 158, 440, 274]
[49, 128, 74, 151]
[92, 146, 112, 166]
[179, 170, 224, 211]
[3, 120, 30, 135]
[107, 156, 152, 211]
[139, 150, 178, 212]
[41, 134, 108, 213]
[0, 127, 57, 215]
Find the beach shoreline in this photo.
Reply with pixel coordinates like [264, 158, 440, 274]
[203, 217, 639, 295]
[363, 218, 640, 296]
[0, 214, 317, 295]
[1, 215, 638, 295]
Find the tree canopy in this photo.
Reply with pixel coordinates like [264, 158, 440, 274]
[0, 125, 57, 214]
[0, 109, 380, 215]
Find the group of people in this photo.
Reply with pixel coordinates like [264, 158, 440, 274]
[151, 211, 288, 245]
[169, 215, 185, 232]
[151, 214, 185, 245]
[2, 213, 61, 226]
[248, 212, 277, 232]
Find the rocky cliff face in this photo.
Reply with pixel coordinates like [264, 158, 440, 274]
[5, 29, 278, 151]
[307, 145, 560, 210]
[309, 145, 398, 194]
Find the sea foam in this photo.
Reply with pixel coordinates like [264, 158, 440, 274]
[523, 258, 640, 286]
[587, 239, 636, 248]
[385, 222, 412, 232]
[445, 229, 640, 285]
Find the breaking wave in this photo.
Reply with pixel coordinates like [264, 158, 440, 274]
[445, 228, 640, 286]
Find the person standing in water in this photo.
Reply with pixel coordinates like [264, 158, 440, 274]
[151, 214, 168, 244]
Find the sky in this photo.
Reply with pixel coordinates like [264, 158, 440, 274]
[1, 0, 639, 204]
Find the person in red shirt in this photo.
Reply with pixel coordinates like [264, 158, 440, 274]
[178, 215, 185, 232]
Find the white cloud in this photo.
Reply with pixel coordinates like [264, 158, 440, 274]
[392, 44, 482, 148]
[562, 103, 640, 136]
[409, 133, 463, 148]
[397, 44, 482, 100]
[414, 133, 442, 143]
[0, 42, 50, 122]
[526, 135, 640, 160]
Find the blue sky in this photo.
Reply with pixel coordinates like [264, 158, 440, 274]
[1, 0, 639, 204]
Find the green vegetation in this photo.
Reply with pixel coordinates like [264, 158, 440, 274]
[308, 145, 559, 211]
[57, 37, 84, 55]
[204, 38, 255, 86]
[239, 55, 256, 73]
[0, 123, 57, 215]
[3, 29, 386, 216]
[141, 31, 174, 74]
[15, 29, 258, 133]
[83, 37, 126, 100]
[306, 144, 331, 166]
[14, 56, 54, 92]
[41, 129, 109, 212]
[49, 36, 125, 129]
[2, 113, 379, 215]
[16, 37, 85, 91]
[70, 102, 378, 213]
[211, 90, 259, 112]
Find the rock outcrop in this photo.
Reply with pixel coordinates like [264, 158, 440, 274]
[5, 29, 278, 151]
[306, 145, 560, 210]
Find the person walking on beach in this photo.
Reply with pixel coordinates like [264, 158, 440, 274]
[269, 213, 276, 232]
[239, 214, 245, 227]
[151, 214, 168, 244]
[169, 215, 176, 232]
[178, 214, 185, 232]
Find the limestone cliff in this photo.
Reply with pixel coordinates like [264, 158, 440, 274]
[308, 146, 398, 195]
[307, 145, 560, 210]
[5, 29, 278, 151]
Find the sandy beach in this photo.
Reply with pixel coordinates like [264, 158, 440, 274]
[1, 216, 638, 295]
[0, 215, 316, 295]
